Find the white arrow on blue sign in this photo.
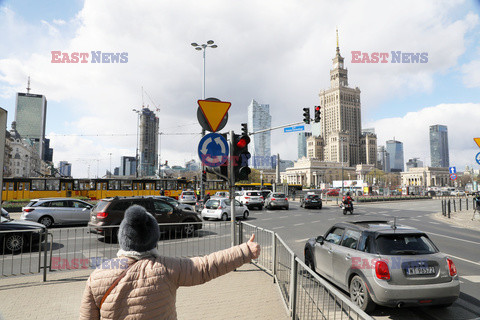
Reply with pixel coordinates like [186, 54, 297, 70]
[284, 125, 305, 133]
[198, 133, 229, 167]
[449, 167, 456, 174]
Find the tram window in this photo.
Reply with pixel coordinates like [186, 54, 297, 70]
[89, 181, 95, 190]
[18, 184, 23, 191]
[121, 181, 132, 190]
[146, 183, 151, 190]
[46, 180, 60, 191]
[24, 184, 29, 191]
[2, 183, 5, 191]
[32, 180, 45, 191]
[167, 181, 176, 190]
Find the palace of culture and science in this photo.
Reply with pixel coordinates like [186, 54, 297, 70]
[282, 31, 378, 187]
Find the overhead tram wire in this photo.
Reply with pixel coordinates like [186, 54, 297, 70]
[45, 132, 200, 137]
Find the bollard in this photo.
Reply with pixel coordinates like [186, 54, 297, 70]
[453, 199, 456, 212]
[448, 200, 451, 218]
[467, 197, 469, 211]
[460, 198, 462, 211]
[442, 200, 446, 216]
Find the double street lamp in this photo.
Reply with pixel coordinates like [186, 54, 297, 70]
[191, 40, 218, 200]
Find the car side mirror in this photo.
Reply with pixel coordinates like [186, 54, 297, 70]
[316, 236, 324, 245]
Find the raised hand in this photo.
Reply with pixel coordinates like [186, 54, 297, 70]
[246, 233, 261, 259]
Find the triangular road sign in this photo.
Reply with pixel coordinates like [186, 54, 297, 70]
[198, 100, 231, 132]
[474, 138, 480, 149]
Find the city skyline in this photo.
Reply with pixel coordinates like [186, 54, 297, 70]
[0, 1, 480, 177]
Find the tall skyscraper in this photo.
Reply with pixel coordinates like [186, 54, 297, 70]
[15, 83, 47, 159]
[247, 99, 272, 169]
[429, 125, 449, 168]
[138, 108, 159, 176]
[319, 30, 366, 166]
[119, 156, 137, 176]
[58, 161, 72, 177]
[377, 145, 390, 172]
[386, 139, 404, 172]
[297, 132, 312, 158]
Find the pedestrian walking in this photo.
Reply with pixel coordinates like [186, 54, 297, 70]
[79, 205, 260, 319]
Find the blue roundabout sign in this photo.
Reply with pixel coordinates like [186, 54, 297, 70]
[198, 133, 229, 167]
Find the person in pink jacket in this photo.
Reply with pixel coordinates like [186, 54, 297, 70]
[79, 205, 260, 319]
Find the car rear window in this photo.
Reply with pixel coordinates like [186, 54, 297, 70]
[307, 195, 320, 199]
[27, 201, 37, 207]
[246, 192, 261, 196]
[272, 193, 285, 198]
[376, 234, 438, 255]
[93, 201, 111, 212]
[183, 191, 195, 195]
[205, 200, 220, 209]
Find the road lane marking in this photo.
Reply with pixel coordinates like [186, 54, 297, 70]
[262, 218, 272, 221]
[311, 220, 321, 223]
[446, 254, 480, 266]
[460, 275, 480, 283]
[428, 221, 440, 225]
[409, 218, 420, 221]
[294, 223, 305, 226]
[427, 232, 480, 245]
[295, 238, 310, 243]
[378, 211, 388, 213]
[271, 226, 285, 230]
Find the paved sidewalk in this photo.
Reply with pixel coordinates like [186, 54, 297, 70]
[0, 263, 289, 320]
[432, 208, 480, 231]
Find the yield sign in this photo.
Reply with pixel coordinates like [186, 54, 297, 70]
[474, 138, 480, 149]
[198, 100, 231, 132]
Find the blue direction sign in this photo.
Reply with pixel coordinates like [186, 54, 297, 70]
[450, 173, 457, 180]
[476, 152, 480, 165]
[449, 167, 456, 174]
[198, 133, 229, 167]
[284, 125, 305, 133]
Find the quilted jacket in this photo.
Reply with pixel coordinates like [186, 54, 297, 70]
[79, 243, 254, 319]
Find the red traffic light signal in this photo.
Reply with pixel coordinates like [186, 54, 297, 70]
[236, 135, 250, 148]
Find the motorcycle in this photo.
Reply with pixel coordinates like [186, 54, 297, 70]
[340, 201, 354, 215]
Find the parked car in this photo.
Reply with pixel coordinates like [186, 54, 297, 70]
[21, 198, 94, 228]
[1, 215, 46, 254]
[178, 190, 197, 204]
[450, 190, 466, 197]
[265, 193, 289, 210]
[213, 191, 229, 198]
[304, 221, 460, 313]
[1, 208, 10, 219]
[150, 196, 194, 211]
[235, 190, 264, 210]
[201, 198, 249, 221]
[300, 194, 323, 209]
[89, 196, 202, 239]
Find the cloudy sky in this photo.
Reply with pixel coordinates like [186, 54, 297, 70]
[0, 0, 479, 178]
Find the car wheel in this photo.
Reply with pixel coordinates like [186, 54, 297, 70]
[243, 211, 249, 220]
[285, 205, 289, 210]
[349, 275, 376, 313]
[39, 216, 54, 228]
[319, 205, 323, 209]
[221, 213, 228, 221]
[182, 223, 195, 237]
[305, 250, 315, 272]
[343, 209, 347, 215]
[203, 217, 209, 221]
[5, 233, 24, 253]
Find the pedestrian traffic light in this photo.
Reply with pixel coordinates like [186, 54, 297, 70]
[233, 133, 251, 182]
[314, 106, 321, 123]
[303, 108, 310, 124]
[241, 123, 248, 136]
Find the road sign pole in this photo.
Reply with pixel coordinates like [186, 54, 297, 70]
[229, 130, 236, 247]
[201, 128, 206, 201]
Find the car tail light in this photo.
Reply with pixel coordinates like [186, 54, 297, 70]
[260, 196, 264, 200]
[97, 211, 108, 219]
[447, 258, 457, 276]
[24, 208, 35, 212]
[244, 197, 250, 199]
[285, 198, 288, 201]
[271, 198, 276, 201]
[375, 260, 390, 280]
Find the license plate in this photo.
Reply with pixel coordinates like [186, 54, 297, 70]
[311, 200, 317, 202]
[406, 267, 435, 275]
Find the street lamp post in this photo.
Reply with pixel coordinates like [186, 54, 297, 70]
[191, 40, 218, 200]
[108, 153, 112, 178]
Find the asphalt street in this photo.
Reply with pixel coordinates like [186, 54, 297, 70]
[246, 198, 480, 320]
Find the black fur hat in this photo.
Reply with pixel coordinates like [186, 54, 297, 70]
[118, 205, 160, 252]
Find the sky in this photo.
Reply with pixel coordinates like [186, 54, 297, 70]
[0, 0, 480, 178]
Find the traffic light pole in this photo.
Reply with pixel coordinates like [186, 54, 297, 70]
[229, 130, 236, 247]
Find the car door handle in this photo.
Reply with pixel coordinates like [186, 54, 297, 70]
[345, 254, 351, 260]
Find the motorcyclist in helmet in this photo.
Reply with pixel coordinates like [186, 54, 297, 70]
[342, 192, 354, 210]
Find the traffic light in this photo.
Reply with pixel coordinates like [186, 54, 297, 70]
[241, 123, 248, 136]
[202, 170, 207, 182]
[314, 106, 321, 123]
[233, 133, 251, 182]
[303, 108, 310, 124]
